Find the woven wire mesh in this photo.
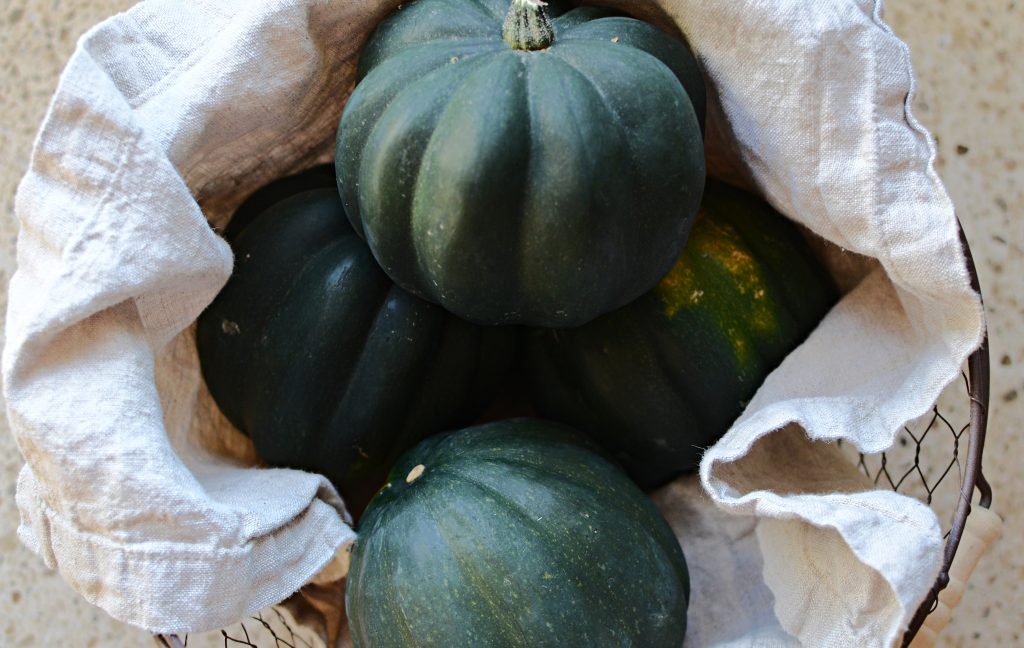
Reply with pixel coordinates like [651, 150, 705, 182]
[157, 609, 313, 648]
[218, 612, 311, 648]
[841, 372, 975, 538]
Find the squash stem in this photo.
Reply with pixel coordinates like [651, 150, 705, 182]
[503, 0, 555, 51]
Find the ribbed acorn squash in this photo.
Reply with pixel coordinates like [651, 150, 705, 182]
[525, 180, 838, 489]
[336, 0, 706, 327]
[347, 418, 690, 647]
[196, 167, 515, 516]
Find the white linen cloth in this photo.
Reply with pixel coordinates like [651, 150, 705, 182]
[3, 0, 984, 644]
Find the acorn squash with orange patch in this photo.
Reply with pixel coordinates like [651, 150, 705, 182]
[525, 180, 837, 489]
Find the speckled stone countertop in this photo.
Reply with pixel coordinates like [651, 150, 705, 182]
[1, 1, 1020, 646]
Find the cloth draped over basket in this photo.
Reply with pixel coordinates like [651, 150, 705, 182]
[2, 0, 984, 645]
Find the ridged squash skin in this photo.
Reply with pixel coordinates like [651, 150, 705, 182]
[346, 419, 690, 648]
[196, 168, 515, 516]
[337, 0, 706, 327]
[525, 180, 838, 489]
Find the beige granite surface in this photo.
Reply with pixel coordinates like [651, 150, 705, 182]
[1, 1, 1020, 646]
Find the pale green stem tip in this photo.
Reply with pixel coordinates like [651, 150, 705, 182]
[503, 0, 555, 51]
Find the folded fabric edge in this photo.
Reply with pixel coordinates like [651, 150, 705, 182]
[756, 507, 943, 648]
[703, 267, 983, 470]
[15, 464, 355, 635]
[699, 433, 944, 642]
[700, 419, 948, 642]
[694, 266, 980, 642]
[866, 0, 986, 334]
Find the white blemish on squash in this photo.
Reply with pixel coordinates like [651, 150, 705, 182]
[406, 464, 426, 483]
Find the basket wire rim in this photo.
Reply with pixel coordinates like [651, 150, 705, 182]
[900, 219, 992, 646]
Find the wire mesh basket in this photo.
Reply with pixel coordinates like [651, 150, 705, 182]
[154, 220, 994, 648]
[156, 610, 318, 648]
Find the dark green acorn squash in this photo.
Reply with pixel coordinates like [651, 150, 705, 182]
[222, 164, 337, 241]
[196, 167, 515, 516]
[525, 180, 838, 489]
[347, 418, 690, 648]
[336, 0, 706, 327]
